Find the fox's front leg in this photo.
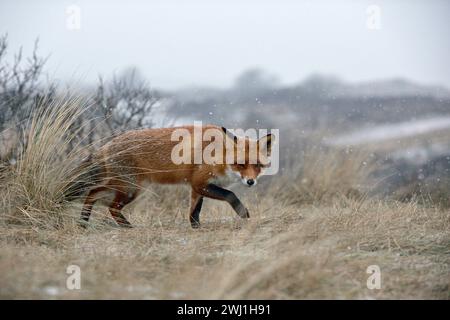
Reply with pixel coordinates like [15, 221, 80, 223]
[190, 190, 204, 228]
[195, 183, 250, 220]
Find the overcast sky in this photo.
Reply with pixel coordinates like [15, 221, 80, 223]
[1, 0, 449, 90]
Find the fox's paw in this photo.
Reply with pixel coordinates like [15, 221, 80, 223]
[190, 219, 201, 229]
[236, 205, 250, 219]
[77, 219, 90, 229]
[118, 222, 133, 228]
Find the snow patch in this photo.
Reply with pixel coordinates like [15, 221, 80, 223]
[326, 117, 450, 146]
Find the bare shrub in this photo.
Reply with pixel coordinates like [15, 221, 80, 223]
[0, 34, 55, 162]
[94, 68, 158, 136]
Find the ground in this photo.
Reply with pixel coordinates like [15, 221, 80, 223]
[1, 185, 448, 299]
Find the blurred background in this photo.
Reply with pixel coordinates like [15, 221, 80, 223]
[1, 0, 450, 204]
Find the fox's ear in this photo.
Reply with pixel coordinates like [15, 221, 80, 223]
[221, 127, 238, 144]
[258, 133, 274, 155]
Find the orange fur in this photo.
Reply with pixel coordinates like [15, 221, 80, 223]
[79, 125, 272, 228]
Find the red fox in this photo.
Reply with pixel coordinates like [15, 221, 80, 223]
[68, 125, 273, 228]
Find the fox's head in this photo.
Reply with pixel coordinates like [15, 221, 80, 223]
[221, 127, 274, 187]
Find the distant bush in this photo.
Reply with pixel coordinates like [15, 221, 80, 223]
[0, 35, 159, 162]
[0, 34, 55, 162]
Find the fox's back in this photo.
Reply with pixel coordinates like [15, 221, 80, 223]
[96, 125, 224, 185]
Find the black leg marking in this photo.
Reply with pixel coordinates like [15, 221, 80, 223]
[79, 187, 106, 228]
[198, 184, 249, 219]
[109, 191, 137, 228]
[80, 204, 93, 223]
[190, 197, 203, 228]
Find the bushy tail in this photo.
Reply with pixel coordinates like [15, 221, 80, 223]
[63, 155, 104, 202]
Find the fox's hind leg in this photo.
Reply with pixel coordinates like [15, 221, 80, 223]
[80, 187, 107, 227]
[108, 189, 137, 228]
[190, 190, 204, 228]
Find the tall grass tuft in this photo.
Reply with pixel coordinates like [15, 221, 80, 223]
[274, 144, 376, 205]
[1, 96, 92, 229]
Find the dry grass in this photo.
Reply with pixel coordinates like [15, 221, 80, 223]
[278, 144, 375, 205]
[0, 96, 95, 228]
[0, 191, 448, 299]
[0, 100, 449, 299]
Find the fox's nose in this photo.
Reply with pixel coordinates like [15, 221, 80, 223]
[247, 179, 255, 186]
